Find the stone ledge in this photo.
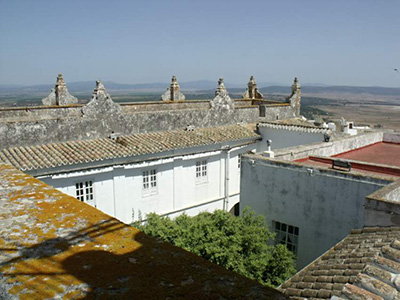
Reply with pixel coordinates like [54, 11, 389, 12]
[0, 163, 287, 299]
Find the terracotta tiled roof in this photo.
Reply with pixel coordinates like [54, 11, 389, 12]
[261, 118, 320, 127]
[0, 163, 287, 299]
[258, 119, 329, 133]
[332, 239, 400, 300]
[0, 124, 260, 171]
[279, 227, 400, 300]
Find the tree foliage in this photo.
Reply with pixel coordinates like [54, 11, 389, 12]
[134, 208, 296, 286]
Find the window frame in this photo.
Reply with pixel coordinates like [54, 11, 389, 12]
[75, 180, 95, 205]
[195, 160, 208, 184]
[142, 169, 158, 196]
[273, 220, 299, 256]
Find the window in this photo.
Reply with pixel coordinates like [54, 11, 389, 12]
[196, 160, 207, 183]
[238, 155, 241, 169]
[143, 169, 157, 195]
[75, 181, 94, 204]
[273, 221, 299, 255]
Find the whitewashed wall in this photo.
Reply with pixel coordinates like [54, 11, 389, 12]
[39, 144, 254, 224]
[240, 156, 390, 270]
[256, 126, 327, 152]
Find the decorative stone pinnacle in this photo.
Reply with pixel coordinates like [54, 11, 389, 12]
[292, 77, 301, 92]
[82, 80, 121, 118]
[41, 73, 77, 106]
[211, 77, 233, 111]
[92, 80, 108, 99]
[96, 80, 106, 91]
[161, 75, 185, 101]
[55, 74, 66, 87]
[285, 77, 301, 117]
[215, 78, 228, 96]
[170, 76, 180, 89]
[242, 75, 263, 99]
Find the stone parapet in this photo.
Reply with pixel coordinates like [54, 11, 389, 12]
[0, 78, 299, 148]
[0, 163, 287, 299]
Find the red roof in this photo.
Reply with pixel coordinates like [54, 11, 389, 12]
[333, 142, 400, 168]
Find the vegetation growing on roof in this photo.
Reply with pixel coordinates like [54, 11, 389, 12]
[134, 208, 296, 287]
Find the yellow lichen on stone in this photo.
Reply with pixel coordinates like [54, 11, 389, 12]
[0, 163, 285, 299]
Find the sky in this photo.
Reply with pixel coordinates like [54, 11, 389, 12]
[0, 0, 399, 87]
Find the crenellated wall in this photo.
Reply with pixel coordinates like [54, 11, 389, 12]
[0, 106, 299, 148]
[0, 81, 298, 149]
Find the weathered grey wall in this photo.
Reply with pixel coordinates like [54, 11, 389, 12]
[0, 102, 260, 148]
[240, 156, 390, 270]
[0, 89, 302, 149]
[121, 101, 210, 113]
[259, 104, 296, 120]
[0, 105, 82, 120]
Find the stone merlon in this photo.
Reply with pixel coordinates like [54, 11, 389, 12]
[285, 77, 301, 117]
[211, 78, 234, 111]
[42, 73, 78, 106]
[161, 75, 185, 101]
[243, 76, 263, 100]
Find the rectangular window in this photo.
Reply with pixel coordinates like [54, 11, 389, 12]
[238, 155, 241, 169]
[143, 169, 157, 195]
[196, 160, 207, 183]
[75, 181, 94, 204]
[273, 221, 299, 255]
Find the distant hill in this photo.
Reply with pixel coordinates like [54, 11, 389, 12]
[259, 85, 400, 96]
[0, 81, 399, 97]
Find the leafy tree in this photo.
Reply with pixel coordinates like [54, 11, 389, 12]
[134, 208, 296, 287]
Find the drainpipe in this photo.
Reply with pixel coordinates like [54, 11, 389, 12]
[222, 146, 231, 211]
[112, 168, 117, 217]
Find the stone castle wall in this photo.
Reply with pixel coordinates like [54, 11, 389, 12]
[0, 105, 82, 120]
[0, 102, 266, 148]
[0, 79, 298, 149]
[259, 104, 296, 120]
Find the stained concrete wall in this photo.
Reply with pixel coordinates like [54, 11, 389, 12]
[240, 156, 390, 269]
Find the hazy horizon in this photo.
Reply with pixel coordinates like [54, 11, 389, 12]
[1, 0, 399, 87]
[1, 78, 400, 89]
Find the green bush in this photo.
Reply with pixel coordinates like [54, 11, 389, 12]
[134, 208, 296, 287]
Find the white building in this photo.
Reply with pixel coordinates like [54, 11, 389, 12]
[0, 77, 312, 225]
[256, 121, 331, 152]
[240, 131, 400, 269]
[0, 124, 259, 224]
